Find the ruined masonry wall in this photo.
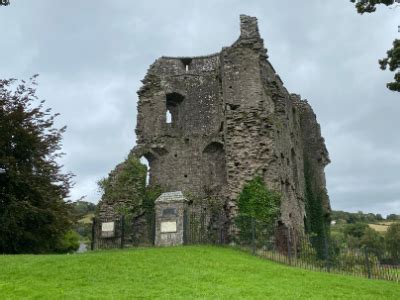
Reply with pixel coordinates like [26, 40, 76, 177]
[102, 15, 331, 234]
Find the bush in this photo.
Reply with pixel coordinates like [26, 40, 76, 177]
[342, 223, 369, 249]
[98, 155, 147, 214]
[237, 177, 281, 222]
[360, 228, 385, 258]
[55, 230, 80, 253]
[385, 222, 400, 263]
[236, 177, 281, 244]
[343, 223, 368, 239]
[298, 237, 319, 264]
[335, 249, 380, 277]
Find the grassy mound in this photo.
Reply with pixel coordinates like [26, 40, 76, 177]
[1, 246, 399, 299]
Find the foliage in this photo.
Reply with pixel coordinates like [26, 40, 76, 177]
[379, 39, 400, 91]
[298, 237, 319, 263]
[0, 0, 10, 7]
[329, 229, 347, 253]
[237, 176, 281, 223]
[387, 213, 400, 220]
[350, 0, 400, 92]
[336, 249, 380, 276]
[331, 210, 384, 223]
[341, 223, 385, 257]
[360, 227, 385, 257]
[98, 155, 147, 215]
[303, 158, 329, 258]
[54, 230, 80, 253]
[236, 177, 281, 244]
[97, 156, 161, 245]
[0, 76, 74, 254]
[71, 200, 96, 220]
[73, 222, 92, 239]
[350, 0, 397, 14]
[385, 222, 400, 262]
[343, 222, 369, 239]
[1, 246, 399, 299]
[143, 184, 163, 214]
[98, 155, 162, 216]
[71, 201, 95, 241]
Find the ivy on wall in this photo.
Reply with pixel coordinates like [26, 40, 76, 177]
[238, 176, 281, 222]
[98, 155, 161, 216]
[236, 177, 281, 242]
[303, 157, 330, 258]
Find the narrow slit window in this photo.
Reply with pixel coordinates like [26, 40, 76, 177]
[140, 156, 150, 186]
[166, 109, 172, 124]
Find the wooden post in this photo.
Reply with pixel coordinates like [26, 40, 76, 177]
[287, 227, 292, 265]
[120, 215, 125, 249]
[91, 217, 96, 251]
[364, 247, 372, 279]
[251, 217, 256, 255]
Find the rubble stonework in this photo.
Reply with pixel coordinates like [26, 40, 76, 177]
[100, 15, 331, 237]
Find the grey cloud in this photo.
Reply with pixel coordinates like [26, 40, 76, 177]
[1, 0, 399, 215]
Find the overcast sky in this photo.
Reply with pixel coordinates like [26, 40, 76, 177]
[1, 0, 399, 216]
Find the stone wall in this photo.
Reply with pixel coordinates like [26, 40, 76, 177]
[103, 14, 330, 237]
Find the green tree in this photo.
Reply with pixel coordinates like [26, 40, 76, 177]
[387, 213, 400, 220]
[342, 223, 369, 249]
[360, 227, 385, 257]
[343, 222, 368, 239]
[385, 222, 400, 262]
[350, 0, 400, 91]
[71, 199, 96, 219]
[0, 76, 74, 254]
[54, 230, 80, 253]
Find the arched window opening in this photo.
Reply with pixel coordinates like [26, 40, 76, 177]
[180, 58, 192, 72]
[166, 92, 185, 126]
[202, 142, 226, 192]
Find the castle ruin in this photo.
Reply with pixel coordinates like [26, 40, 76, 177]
[97, 15, 331, 243]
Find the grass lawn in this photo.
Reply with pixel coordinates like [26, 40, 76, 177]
[0, 246, 399, 299]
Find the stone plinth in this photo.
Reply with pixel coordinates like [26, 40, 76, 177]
[154, 191, 187, 246]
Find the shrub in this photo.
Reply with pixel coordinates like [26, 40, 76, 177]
[343, 223, 368, 239]
[236, 177, 281, 244]
[98, 155, 147, 214]
[385, 222, 400, 263]
[360, 227, 385, 258]
[55, 230, 80, 253]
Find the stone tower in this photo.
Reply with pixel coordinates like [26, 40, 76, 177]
[128, 15, 330, 234]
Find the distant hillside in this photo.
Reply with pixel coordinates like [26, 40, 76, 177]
[71, 200, 96, 220]
[368, 222, 395, 233]
[71, 201, 96, 240]
[331, 210, 399, 224]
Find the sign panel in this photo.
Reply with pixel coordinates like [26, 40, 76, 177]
[102, 222, 115, 232]
[161, 221, 177, 233]
[162, 208, 177, 217]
